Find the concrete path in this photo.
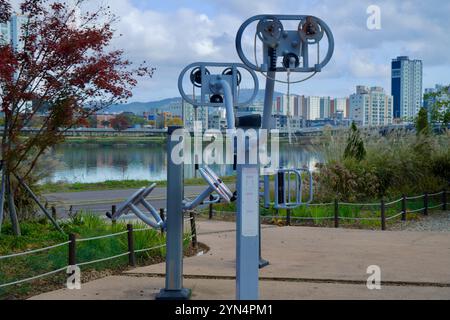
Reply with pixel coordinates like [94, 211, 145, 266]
[31, 221, 450, 300]
[131, 220, 450, 285]
[30, 276, 450, 300]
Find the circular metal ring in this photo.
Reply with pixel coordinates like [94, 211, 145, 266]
[190, 67, 210, 88]
[298, 16, 324, 44]
[282, 53, 300, 69]
[222, 68, 242, 86]
[256, 17, 284, 47]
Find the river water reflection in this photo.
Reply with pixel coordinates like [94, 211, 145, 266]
[47, 143, 323, 183]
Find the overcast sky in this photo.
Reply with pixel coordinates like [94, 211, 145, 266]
[11, 0, 450, 102]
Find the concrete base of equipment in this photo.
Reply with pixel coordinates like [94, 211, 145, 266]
[156, 288, 192, 300]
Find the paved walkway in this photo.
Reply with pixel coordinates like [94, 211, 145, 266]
[31, 220, 450, 300]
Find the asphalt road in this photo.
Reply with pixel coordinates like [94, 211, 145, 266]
[43, 184, 235, 218]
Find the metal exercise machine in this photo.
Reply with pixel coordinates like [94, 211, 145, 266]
[156, 62, 259, 300]
[235, 14, 335, 296]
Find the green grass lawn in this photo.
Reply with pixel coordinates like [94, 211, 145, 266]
[0, 214, 191, 300]
[39, 176, 237, 193]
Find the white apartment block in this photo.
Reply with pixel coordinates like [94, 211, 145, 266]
[350, 86, 393, 126]
[391, 56, 423, 120]
[334, 98, 348, 118]
[306, 96, 321, 120]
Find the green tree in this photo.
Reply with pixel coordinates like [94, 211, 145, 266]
[129, 115, 146, 126]
[344, 122, 366, 161]
[426, 85, 450, 125]
[101, 120, 111, 128]
[415, 107, 430, 135]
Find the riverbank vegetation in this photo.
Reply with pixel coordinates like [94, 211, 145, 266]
[39, 176, 237, 194]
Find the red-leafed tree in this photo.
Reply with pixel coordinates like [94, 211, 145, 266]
[111, 113, 131, 132]
[0, 0, 154, 235]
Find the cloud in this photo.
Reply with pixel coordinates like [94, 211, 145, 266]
[6, 0, 450, 101]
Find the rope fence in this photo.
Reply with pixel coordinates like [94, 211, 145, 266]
[0, 219, 198, 290]
[0, 241, 70, 260]
[208, 188, 448, 231]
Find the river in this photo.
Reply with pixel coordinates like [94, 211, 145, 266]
[46, 143, 324, 184]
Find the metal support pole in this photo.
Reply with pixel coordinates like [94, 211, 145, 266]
[236, 132, 260, 300]
[157, 126, 191, 300]
[127, 224, 136, 267]
[286, 209, 292, 226]
[257, 71, 276, 269]
[189, 211, 197, 249]
[258, 212, 269, 269]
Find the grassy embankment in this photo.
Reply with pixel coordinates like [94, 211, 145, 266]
[63, 136, 166, 146]
[39, 176, 237, 193]
[0, 213, 196, 300]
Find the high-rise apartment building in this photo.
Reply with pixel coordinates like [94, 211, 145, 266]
[306, 96, 321, 120]
[333, 98, 349, 119]
[350, 86, 393, 126]
[391, 56, 423, 120]
[320, 97, 331, 119]
[0, 14, 27, 49]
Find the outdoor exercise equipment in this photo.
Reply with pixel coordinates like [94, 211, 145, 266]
[155, 62, 259, 300]
[235, 14, 334, 297]
[179, 62, 259, 129]
[107, 184, 165, 230]
[269, 168, 314, 210]
[108, 166, 234, 229]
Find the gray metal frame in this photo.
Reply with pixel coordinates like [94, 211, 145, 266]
[111, 184, 165, 230]
[273, 168, 314, 209]
[157, 126, 191, 300]
[236, 14, 335, 73]
[178, 62, 259, 109]
[235, 14, 335, 297]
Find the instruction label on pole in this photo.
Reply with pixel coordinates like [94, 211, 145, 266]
[241, 167, 259, 237]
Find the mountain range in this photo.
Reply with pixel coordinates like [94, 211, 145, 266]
[106, 89, 284, 114]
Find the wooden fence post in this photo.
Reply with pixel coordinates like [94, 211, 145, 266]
[51, 206, 57, 221]
[127, 224, 136, 267]
[189, 211, 198, 249]
[111, 205, 117, 225]
[209, 195, 214, 220]
[443, 189, 447, 211]
[334, 199, 339, 228]
[381, 199, 386, 231]
[401, 195, 407, 222]
[286, 209, 291, 226]
[68, 234, 77, 266]
[159, 209, 166, 235]
[424, 192, 429, 216]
